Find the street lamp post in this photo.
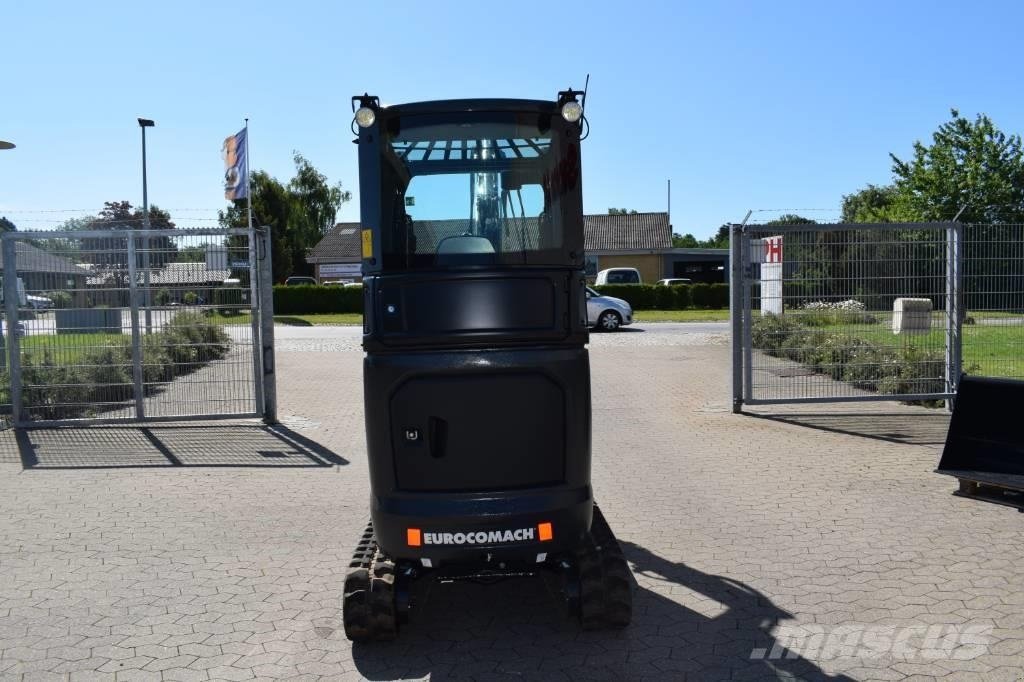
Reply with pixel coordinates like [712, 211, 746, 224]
[0, 140, 13, 371]
[138, 119, 154, 333]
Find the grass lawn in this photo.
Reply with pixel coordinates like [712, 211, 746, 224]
[633, 309, 730, 322]
[209, 310, 729, 326]
[18, 333, 127, 364]
[812, 319, 1024, 379]
[205, 312, 363, 326]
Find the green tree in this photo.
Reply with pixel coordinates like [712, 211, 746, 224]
[890, 109, 1024, 223]
[608, 208, 638, 215]
[176, 245, 206, 262]
[699, 225, 730, 248]
[289, 153, 352, 241]
[672, 232, 699, 248]
[221, 171, 295, 281]
[0, 217, 16, 232]
[840, 184, 921, 223]
[27, 216, 85, 256]
[764, 214, 816, 226]
[78, 201, 178, 286]
[220, 154, 351, 282]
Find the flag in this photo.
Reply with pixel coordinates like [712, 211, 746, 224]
[222, 128, 248, 200]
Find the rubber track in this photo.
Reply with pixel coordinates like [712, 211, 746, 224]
[342, 522, 398, 641]
[577, 505, 633, 630]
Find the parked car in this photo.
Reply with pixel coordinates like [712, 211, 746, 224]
[26, 294, 54, 310]
[595, 267, 642, 285]
[284, 276, 317, 286]
[656, 278, 693, 286]
[2, 321, 25, 337]
[586, 287, 633, 331]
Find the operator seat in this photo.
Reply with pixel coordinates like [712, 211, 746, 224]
[435, 235, 496, 266]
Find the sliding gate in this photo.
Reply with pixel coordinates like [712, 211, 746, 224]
[731, 220, 1024, 411]
[0, 227, 276, 427]
[730, 222, 961, 410]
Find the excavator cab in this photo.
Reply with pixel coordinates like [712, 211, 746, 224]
[343, 90, 632, 641]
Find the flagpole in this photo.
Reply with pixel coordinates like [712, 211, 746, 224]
[244, 118, 252, 230]
[242, 117, 265, 416]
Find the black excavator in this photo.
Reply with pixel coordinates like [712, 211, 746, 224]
[342, 88, 632, 641]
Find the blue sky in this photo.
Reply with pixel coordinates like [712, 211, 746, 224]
[2, 0, 1022, 238]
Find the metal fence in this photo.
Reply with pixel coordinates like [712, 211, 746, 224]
[0, 226, 276, 427]
[731, 222, 1024, 410]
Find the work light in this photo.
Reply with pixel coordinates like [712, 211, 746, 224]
[355, 107, 376, 128]
[560, 100, 583, 123]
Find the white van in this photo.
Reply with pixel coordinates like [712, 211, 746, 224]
[595, 267, 641, 285]
[0, 276, 27, 306]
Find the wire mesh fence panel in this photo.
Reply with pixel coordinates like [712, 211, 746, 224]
[961, 223, 1024, 380]
[741, 223, 953, 404]
[137, 233, 257, 418]
[0, 328, 11, 429]
[1, 228, 262, 425]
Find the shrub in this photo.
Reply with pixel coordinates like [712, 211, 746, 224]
[183, 291, 198, 305]
[750, 313, 804, 352]
[79, 344, 133, 403]
[20, 351, 90, 420]
[751, 314, 945, 405]
[142, 333, 173, 384]
[45, 291, 73, 309]
[154, 288, 172, 306]
[19, 312, 231, 420]
[878, 345, 946, 398]
[797, 300, 878, 326]
[161, 311, 230, 365]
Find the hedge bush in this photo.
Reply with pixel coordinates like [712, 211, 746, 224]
[267, 283, 727, 314]
[592, 283, 727, 310]
[273, 285, 363, 314]
[19, 311, 230, 420]
[212, 286, 244, 314]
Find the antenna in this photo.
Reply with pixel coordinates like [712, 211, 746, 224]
[581, 73, 590, 114]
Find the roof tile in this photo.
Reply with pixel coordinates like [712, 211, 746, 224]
[308, 211, 672, 263]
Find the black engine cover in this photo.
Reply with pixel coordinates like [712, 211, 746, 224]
[390, 372, 566, 492]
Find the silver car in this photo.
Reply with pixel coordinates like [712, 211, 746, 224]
[586, 287, 633, 331]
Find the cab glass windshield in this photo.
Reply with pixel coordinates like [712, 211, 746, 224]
[378, 111, 579, 270]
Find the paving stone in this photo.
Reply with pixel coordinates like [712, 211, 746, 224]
[1, 327, 1022, 680]
[203, 666, 254, 681]
[186, 654, 242, 671]
[69, 672, 117, 682]
[161, 668, 209, 682]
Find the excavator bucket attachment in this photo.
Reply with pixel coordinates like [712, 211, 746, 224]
[936, 375, 1024, 507]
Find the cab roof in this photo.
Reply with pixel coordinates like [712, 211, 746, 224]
[380, 99, 557, 116]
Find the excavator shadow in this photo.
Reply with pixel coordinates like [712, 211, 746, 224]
[350, 540, 856, 681]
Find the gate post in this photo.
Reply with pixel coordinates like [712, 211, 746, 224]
[730, 223, 744, 413]
[946, 222, 964, 410]
[257, 225, 277, 424]
[3, 238, 22, 426]
[247, 226, 264, 415]
[126, 236, 146, 419]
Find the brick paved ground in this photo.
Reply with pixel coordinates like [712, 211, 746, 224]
[1, 324, 1022, 681]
